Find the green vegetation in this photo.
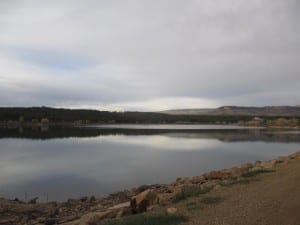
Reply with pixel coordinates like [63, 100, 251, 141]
[18, 115, 24, 123]
[218, 170, 273, 187]
[219, 178, 259, 187]
[185, 196, 224, 211]
[172, 187, 213, 203]
[98, 214, 188, 225]
[2, 106, 298, 124]
[242, 169, 274, 178]
[200, 196, 224, 205]
[172, 194, 187, 203]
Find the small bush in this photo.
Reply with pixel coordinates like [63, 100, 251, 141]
[99, 214, 188, 225]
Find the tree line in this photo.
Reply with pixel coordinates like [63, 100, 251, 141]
[0, 107, 298, 124]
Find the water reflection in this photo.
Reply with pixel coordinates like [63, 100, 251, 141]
[0, 125, 299, 201]
[1, 125, 300, 143]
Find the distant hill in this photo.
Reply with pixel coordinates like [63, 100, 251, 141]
[0, 107, 255, 124]
[161, 106, 300, 117]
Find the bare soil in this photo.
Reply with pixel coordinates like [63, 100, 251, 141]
[173, 158, 300, 225]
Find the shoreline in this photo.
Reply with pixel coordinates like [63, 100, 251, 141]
[0, 121, 300, 129]
[1, 150, 300, 225]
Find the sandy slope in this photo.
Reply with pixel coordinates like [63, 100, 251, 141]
[174, 159, 300, 225]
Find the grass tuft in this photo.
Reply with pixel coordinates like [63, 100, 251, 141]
[219, 178, 259, 187]
[172, 186, 213, 203]
[200, 196, 224, 205]
[185, 196, 224, 211]
[98, 214, 188, 225]
[186, 201, 203, 211]
[242, 169, 274, 178]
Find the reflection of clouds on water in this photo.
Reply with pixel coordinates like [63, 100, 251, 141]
[90, 124, 254, 130]
[90, 135, 222, 150]
[0, 132, 299, 201]
[0, 174, 103, 202]
[1, 126, 300, 143]
[267, 131, 300, 134]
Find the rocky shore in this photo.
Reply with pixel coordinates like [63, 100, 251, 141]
[1, 151, 300, 225]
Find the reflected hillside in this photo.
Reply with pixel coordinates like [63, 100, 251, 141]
[0, 127, 300, 143]
[163, 131, 300, 143]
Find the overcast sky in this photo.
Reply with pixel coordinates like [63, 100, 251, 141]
[0, 0, 299, 111]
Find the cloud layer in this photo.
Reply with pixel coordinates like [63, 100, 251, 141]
[0, 0, 299, 110]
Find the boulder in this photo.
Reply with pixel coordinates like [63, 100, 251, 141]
[108, 201, 130, 210]
[130, 189, 158, 213]
[108, 190, 132, 203]
[289, 151, 300, 159]
[135, 184, 162, 194]
[191, 176, 205, 184]
[249, 166, 263, 172]
[268, 156, 290, 166]
[116, 207, 132, 218]
[108, 202, 131, 218]
[159, 185, 173, 194]
[238, 163, 253, 171]
[203, 170, 227, 180]
[181, 184, 200, 195]
[224, 167, 243, 178]
[200, 180, 218, 189]
[157, 193, 173, 203]
[260, 160, 276, 169]
[77, 211, 116, 225]
[166, 207, 177, 215]
[175, 177, 191, 185]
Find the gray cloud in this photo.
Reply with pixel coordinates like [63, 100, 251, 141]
[0, 0, 299, 110]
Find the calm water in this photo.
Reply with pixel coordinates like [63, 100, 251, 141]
[0, 125, 299, 202]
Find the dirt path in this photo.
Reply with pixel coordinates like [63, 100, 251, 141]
[175, 159, 300, 225]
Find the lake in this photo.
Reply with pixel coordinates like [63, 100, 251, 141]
[0, 124, 299, 202]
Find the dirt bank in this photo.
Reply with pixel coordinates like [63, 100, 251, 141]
[175, 153, 300, 225]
